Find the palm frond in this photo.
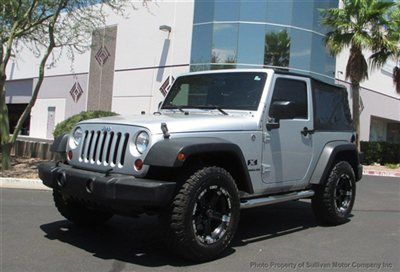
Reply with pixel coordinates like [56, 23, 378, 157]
[325, 31, 353, 56]
[370, 50, 392, 69]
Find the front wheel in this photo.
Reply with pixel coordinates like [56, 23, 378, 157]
[165, 166, 240, 262]
[312, 161, 356, 225]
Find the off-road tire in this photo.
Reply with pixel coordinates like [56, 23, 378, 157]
[53, 190, 113, 226]
[165, 166, 240, 262]
[312, 161, 356, 225]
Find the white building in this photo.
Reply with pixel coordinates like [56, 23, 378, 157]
[6, 1, 195, 139]
[5, 0, 400, 143]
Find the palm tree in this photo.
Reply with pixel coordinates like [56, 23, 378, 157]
[321, 0, 396, 149]
[369, 1, 400, 93]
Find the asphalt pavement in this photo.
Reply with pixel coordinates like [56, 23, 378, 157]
[1, 176, 399, 272]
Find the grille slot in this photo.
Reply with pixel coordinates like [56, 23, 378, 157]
[120, 133, 129, 166]
[105, 132, 114, 164]
[79, 129, 129, 167]
[112, 133, 122, 165]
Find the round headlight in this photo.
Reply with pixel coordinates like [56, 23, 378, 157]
[135, 131, 149, 154]
[72, 127, 83, 145]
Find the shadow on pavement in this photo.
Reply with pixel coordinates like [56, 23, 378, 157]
[40, 200, 319, 268]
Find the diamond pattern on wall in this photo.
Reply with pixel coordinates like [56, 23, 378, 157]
[95, 46, 111, 66]
[70, 82, 84, 103]
[159, 76, 175, 97]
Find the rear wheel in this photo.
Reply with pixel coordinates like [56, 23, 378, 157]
[165, 166, 240, 262]
[312, 161, 356, 225]
[53, 190, 113, 226]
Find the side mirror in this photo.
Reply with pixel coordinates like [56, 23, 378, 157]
[269, 100, 296, 120]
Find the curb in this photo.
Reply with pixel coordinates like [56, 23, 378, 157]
[363, 170, 400, 178]
[0, 177, 50, 191]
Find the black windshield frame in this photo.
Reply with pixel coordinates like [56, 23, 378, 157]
[162, 72, 267, 111]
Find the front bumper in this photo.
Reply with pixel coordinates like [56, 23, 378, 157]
[38, 162, 176, 213]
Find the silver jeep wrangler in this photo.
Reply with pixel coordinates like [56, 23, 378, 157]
[39, 69, 362, 261]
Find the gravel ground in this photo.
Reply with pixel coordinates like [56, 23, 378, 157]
[0, 156, 48, 179]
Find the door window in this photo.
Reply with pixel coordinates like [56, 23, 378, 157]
[270, 78, 308, 119]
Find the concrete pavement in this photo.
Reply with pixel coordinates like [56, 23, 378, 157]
[0, 176, 399, 272]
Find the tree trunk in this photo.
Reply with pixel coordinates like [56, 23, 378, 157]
[351, 82, 361, 150]
[0, 74, 11, 170]
[1, 142, 11, 170]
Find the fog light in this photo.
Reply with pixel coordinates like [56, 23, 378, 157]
[67, 150, 73, 160]
[134, 159, 143, 171]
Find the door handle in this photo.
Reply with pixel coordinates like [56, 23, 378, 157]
[301, 127, 314, 136]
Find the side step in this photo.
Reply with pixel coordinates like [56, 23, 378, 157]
[240, 190, 315, 209]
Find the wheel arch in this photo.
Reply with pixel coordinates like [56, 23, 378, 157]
[51, 134, 69, 153]
[144, 137, 254, 194]
[310, 141, 361, 184]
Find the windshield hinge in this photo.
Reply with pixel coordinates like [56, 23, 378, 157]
[161, 123, 170, 139]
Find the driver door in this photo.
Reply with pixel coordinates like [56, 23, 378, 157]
[261, 75, 314, 185]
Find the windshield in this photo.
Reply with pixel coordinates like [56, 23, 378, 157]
[162, 72, 267, 111]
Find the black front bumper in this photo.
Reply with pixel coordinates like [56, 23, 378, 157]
[38, 162, 176, 212]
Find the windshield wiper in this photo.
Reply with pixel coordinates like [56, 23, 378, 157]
[197, 105, 229, 115]
[163, 105, 189, 114]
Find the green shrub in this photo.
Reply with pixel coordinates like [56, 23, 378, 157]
[384, 163, 399, 169]
[53, 111, 118, 138]
[360, 141, 400, 165]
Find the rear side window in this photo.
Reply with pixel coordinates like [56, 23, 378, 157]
[312, 80, 353, 131]
[270, 78, 308, 119]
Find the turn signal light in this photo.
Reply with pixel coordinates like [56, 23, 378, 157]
[134, 159, 144, 171]
[177, 153, 186, 162]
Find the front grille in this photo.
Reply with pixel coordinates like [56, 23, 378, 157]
[79, 130, 130, 167]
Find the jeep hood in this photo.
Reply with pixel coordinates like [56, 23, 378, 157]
[79, 113, 259, 134]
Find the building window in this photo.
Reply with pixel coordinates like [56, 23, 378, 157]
[191, 24, 213, 68]
[193, 0, 214, 24]
[237, 24, 265, 65]
[387, 123, 400, 143]
[7, 104, 30, 135]
[239, 1, 267, 22]
[213, 0, 240, 21]
[265, 0, 294, 26]
[264, 28, 291, 68]
[191, 0, 338, 78]
[369, 117, 388, 142]
[211, 23, 238, 70]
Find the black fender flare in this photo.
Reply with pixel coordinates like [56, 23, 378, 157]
[51, 134, 69, 153]
[310, 141, 361, 184]
[144, 137, 254, 194]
